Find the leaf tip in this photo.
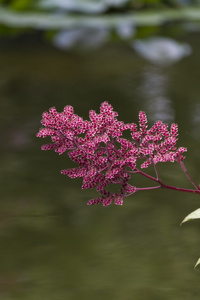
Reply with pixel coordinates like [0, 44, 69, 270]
[194, 258, 200, 269]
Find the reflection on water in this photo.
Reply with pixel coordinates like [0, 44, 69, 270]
[0, 37, 200, 299]
[53, 26, 109, 50]
[116, 20, 135, 39]
[191, 103, 200, 140]
[132, 37, 192, 67]
[138, 66, 175, 122]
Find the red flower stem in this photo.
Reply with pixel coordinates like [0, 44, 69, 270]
[73, 136, 82, 150]
[136, 185, 161, 192]
[178, 160, 199, 190]
[129, 169, 158, 182]
[159, 182, 200, 194]
[111, 137, 121, 156]
[124, 185, 161, 197]
[153, 163, 160, 180]
[129, 168, 200, 194]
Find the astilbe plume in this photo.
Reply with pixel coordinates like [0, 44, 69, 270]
[37, 101, 190, 206]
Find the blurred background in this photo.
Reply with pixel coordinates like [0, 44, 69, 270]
[1, 1, 200, 299]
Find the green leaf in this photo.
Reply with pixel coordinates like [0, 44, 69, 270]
[194, 258, 200, 268]
[181, 208, 200, 225]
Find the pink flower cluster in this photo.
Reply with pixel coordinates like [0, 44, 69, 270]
[37, 102, 187, 206]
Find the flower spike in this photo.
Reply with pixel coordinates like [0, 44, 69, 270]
[37, 102, 192, 206]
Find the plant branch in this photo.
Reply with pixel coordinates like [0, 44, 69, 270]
[128, 166, 200, 195]
[159, 182, 200, 194]
[178, 160, 199, 190]
[129, 168, 158, 183]
[136, 185, 161, 192]
[153, 163, 160, 180]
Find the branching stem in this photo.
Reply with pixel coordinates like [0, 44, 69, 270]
[128, 165, 200, 195]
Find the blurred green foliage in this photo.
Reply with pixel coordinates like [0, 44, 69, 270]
[0, 0, 198, 12]
[0, 1, 199, 54]
[0, 0, 33, 10]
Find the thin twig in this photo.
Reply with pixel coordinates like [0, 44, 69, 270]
[178, 160, 199, 190]
[153, 163, 160, 180]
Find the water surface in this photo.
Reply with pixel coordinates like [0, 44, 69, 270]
[0, 35, 200, 299]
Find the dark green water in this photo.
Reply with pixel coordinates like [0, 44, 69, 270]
[1, 35, 200, 299]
